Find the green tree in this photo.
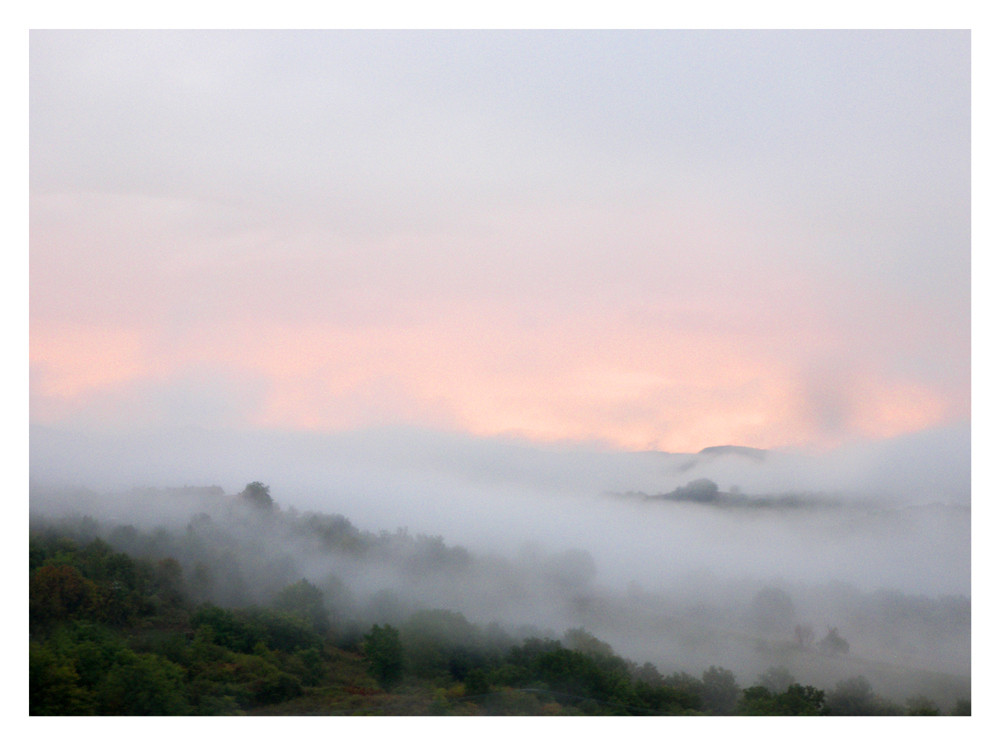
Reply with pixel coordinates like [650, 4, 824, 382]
[250, 608, 321, 652]
[563, 628, 616, 659]
[701, 666, 740, 715]
[30, 564, 97, 625]
[634, 661, 664, 687]
[738, 683, 826, 715]
[363, 624, 404, 689]
[827, 676, 901, 715]
[96, 649, 189, 715]
[738, 685, 778, 715]
[240, 482, 275, 510]
[775, 684, 827, 715]
[401, 608, 482, 680]
[661, 670, 704, 710]
[272, 579, 330, 635]
[29, 642, 97, 715]
[190, 605, 260, 653]
[827, 675, 875, 715]
[293, 647, 325, 686]
[151, 557, 186, 609]
[534, 647, 619, 702]
[50, 621, 125, 690]
[464, 667, 491, 697]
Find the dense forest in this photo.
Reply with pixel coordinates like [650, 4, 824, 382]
[29, 482, 970, 716]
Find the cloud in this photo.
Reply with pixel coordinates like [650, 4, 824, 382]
[29, 31, 969, 451]
[31, 366, 271, 432]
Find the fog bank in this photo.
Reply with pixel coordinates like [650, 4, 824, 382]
[29, 422, 971, 597]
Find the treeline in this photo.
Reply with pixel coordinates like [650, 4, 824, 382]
[632, 477, 840, 510]
[29, 505, 970, 716]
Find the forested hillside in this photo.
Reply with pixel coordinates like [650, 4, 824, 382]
[29, 483, 970, 716]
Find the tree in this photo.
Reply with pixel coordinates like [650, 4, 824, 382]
[151, 557, 185, 609]
[951, 698, 971, 716]
[563, 627, 616, 659]
[250, 608, 322, 652]
[272, 579, 330, 635]
[29, 642, 97, 715]
[701, 666, 740, 715]
[670, 478, 720, 503]
[775, 684, 826, 715]
[96, 649, 189, 715]
[464, 667, 491, 697]
[757, 666, 795, 694]
[738, 685, 778, 715]
[532, 646, 625, 704]
[363, 624, 404, 689]
[190, 605, 260, 654]
[239, 482, 274, 511]
[634, 661, 664, 687]
[661, 670, 704, 710]
[906, 695, 941, 715]
[30, 564, 97, 625]
[817, 627, 849, 656]
[739, 683, 827, 715]
[827, 675, 901, 715]
[827, 676, 873, 715]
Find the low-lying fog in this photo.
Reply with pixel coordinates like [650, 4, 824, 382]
[30, 422, 971, 595]
[29, 422, 971, 704]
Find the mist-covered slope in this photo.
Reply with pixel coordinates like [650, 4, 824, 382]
[29, 481, 970, 710]
[30, 422, 970, 706]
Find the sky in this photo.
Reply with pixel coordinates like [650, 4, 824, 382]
[29, 29, 971, 453]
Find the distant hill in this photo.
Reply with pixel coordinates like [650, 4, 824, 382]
[697, 445, 768, 462]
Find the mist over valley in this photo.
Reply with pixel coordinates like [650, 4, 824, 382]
[29, 422, 971, 709]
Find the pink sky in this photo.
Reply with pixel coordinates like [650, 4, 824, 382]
[29, 31, 970, 452]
